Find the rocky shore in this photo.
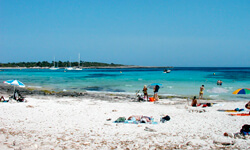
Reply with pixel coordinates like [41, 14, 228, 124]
[0, 84, 136, 102]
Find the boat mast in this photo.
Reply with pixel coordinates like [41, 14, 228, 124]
[53, 57, 56, 67]
[78, 53, 81, 67]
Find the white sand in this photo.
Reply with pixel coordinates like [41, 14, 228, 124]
[0, 95, 249, 150]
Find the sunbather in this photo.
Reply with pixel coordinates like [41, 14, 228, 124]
[245, 101, 250, 110]
[0, 96, 8, 102]
[128, 115, 152, 123]
[191, 96, 198, 107]
[13, 90, 25, 102]
[128, 115, 142, 121]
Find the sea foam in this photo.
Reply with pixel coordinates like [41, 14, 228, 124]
[207, 87, 229, 94]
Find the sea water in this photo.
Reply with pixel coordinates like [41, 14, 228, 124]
[0, 67, 249, 101]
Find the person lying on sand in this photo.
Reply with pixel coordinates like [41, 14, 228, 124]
[128, 115, 152, 123]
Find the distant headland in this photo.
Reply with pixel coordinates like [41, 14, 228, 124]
[0, 61, 173, 69]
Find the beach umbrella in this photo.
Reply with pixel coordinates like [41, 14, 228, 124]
[147, 83, 163, 89]
[232, 88, 250, 94]
[3, 80, 25, 94]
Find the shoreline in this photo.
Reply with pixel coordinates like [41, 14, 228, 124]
[0, 84, 225, 102]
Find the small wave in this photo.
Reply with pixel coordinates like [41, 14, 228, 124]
[125, 85, 132, 87]
[209, 95, 219, 98]
[167, 86, 173, 89]
[63, 89, 67, 91]
[224, 87, 233, 90]
[160, 93, 178, 96]
[138, 78, 143, 81]
[207, 87, 229, 93]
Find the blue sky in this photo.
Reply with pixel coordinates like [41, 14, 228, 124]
[0, 0, 249, 67]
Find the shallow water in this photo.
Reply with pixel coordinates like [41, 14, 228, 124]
[1, 67, 249, 100]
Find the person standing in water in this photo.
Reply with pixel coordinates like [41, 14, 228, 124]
[143, 85, 148, 101]
[153, 85, 160, 101]
[199, 85, 205, 99]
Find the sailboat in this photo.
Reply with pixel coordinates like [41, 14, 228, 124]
[49, 57, 59, 70]
[65, 57, 74, 70]
[75, 53, 82, 70]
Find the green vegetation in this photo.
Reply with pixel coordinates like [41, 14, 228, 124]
[0, 61, 124, 68]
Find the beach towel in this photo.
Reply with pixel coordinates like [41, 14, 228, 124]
[217, 109, 245, 112]
[228, 113, 250, 116]
[114, 120, 158, 124]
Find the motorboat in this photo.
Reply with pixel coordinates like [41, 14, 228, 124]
[163, 69, 171, 73]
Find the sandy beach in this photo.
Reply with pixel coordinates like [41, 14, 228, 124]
[0, 93, 249, 150]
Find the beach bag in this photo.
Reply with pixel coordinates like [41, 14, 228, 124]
[161, 115, 170, 123]
[114, 117, 126, 123]
[240, 124, 250, 133]
[162, 115, 170, 121]
[149, 97, 155, 102]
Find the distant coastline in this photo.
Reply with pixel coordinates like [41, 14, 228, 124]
[0, 66, 174, 69]
[0, 61, 173, 69]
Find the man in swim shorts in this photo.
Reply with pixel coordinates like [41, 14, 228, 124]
[199, 85, 205, 99]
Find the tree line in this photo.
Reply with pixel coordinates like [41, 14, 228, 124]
[0, 61, 124, 68]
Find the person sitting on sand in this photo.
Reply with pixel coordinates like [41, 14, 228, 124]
[0, 96, 5, 102]
[143, 85, 148, 101]
[0, 96, 8, 102]
[191, 96, 198, 107]
[13, 90, 25, 102]
[245, 101, 250, 111]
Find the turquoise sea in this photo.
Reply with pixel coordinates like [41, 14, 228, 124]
[1, 67, 250, 101]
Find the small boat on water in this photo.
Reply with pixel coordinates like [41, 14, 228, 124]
[74, 53, 82, 71]
[163, 69, 171, 73]
[49, 57, 59, 70]
[65, 54, 83, 71]
[65, 57, 74, 70]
